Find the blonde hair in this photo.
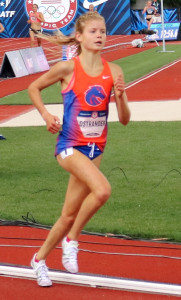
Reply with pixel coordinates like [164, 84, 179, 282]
[38, 11, 105, 56]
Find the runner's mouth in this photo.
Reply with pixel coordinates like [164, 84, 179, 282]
[95, 41, 102, 45]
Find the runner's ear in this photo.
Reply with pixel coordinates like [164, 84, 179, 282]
[75, 31, 82, 42]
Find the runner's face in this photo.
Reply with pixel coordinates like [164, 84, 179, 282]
[78, 20, 106, 52]
[32, 5, 38, 12]
[89, 5, 94, 11]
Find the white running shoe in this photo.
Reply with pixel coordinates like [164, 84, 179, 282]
[31, 253, 52, 287]
[62, 237, 78, 273]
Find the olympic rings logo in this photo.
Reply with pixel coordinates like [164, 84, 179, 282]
[39, 5, 66, 20]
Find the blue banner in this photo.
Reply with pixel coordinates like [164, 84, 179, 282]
[131, 8, 179, 32]
[0, 0, 131, 38]
[148, 22, 181, 41]
[0, 0, 29, 37]
[164, 8, 178, 22]
[130, 10, 147, 31]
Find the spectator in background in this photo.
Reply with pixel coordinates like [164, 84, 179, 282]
[142, 1, 156, 29]
[0, 22, 4, 33]
[89, 4, 97, 11]
[27, 4, 45, 47]
[152, 0, 162, 23]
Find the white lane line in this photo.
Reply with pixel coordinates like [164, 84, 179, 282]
[0, 264, 181, 296]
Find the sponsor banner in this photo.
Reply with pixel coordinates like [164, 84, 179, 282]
[148, 22, 181, 41]
[0, 0, 29, 38]
[0, 0, 131, 38]
[0, 47, 49, 77]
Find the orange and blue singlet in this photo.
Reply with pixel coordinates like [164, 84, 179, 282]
[30, 12, 41, 23]
[55, 56, 114, 158]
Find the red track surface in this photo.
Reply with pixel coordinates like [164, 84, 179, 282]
[0, 226, 180, 299]
[1, 277, 177, 300]
[0, 105, 34, 122]
[126, 59, 181, 101]
[0, 38, 181, 299]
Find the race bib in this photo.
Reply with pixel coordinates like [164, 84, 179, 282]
[77, 111, 107, 138]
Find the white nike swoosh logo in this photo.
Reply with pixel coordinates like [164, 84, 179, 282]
[83, 0, 108, 9]
[102, 76, 110, 79]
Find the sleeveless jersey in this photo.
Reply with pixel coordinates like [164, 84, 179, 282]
[146, 7, 155, 16]
[30, 12, 41, 23]
[55, 56, 114, 155]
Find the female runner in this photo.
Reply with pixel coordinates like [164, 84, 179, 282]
[27, 4, 45, 47]
[28, 11, 131, 287]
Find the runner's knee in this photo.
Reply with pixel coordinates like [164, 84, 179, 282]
[95, 181, 111, 206]
[60, 214, 75, 228]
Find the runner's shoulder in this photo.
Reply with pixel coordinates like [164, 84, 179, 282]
[52, 58, 75, 77]
[108, 62, 123, 78]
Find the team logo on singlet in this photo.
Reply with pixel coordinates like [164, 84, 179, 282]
[85, 86, 107, 106]
[26, 0, 77, 30]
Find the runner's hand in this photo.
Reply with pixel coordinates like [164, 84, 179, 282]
[43, 111, 61, 134]
[114, 74, 125, 98]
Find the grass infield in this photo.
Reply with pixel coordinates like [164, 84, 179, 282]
[0, 123, 181, 242]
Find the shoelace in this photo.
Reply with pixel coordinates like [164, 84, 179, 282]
[36, 264, 49, 279]
[67, 245, 78, 262]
